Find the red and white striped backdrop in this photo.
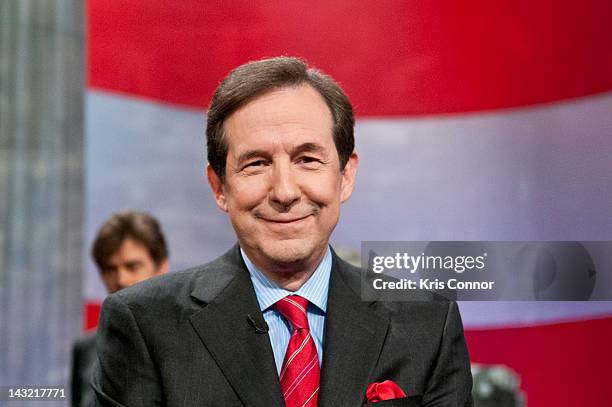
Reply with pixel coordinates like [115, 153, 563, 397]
[85, 1, 612, 405]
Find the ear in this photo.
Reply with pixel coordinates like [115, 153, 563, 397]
[156, 258, 170, 275]
[207, 164, 228, 212]
[340, 151, 359, 203]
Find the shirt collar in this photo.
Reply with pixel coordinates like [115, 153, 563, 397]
[241, 246, 332, 314]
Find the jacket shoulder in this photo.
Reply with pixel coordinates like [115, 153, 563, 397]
[106, 246, 243, 315]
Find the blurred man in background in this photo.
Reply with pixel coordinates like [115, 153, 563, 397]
[71, 211, 169, 407]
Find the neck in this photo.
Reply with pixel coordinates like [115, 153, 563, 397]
[242, 246, 327, 291]
[264, 267, 315, 291]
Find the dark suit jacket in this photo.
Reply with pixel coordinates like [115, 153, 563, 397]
[72, 332, 97, 407]
[93, 245, 473, 406]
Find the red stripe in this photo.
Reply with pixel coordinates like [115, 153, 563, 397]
[87, 0, 612, 115]
[466, 316, 612, 407]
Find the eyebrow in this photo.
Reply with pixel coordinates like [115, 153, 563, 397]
[236, 150, 271, 165]
[236, 142, 327, 165]
[292, 142, 326, 157]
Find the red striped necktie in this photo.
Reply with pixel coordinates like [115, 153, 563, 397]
[274, 295, 320, 407]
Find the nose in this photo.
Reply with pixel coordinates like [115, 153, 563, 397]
[269, 160, 301, 210]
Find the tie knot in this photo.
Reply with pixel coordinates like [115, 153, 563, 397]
[274, 295, 309, 330]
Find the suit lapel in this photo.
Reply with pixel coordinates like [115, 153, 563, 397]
[188, 246, 284, 407]
[318, 255, 390, 407]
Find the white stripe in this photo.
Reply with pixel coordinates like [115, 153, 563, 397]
[301, 387, 319, 407]
[283, 355, 318, 399]
[284, 297, 308, 314]
[279, 312, 301, 331]
[279, 332, 311, 381]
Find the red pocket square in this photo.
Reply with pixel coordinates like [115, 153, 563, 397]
[366, 380, 407, 403]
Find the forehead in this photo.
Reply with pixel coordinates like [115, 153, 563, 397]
[223, 85, 334, 152]
[110, 238, 151, 260]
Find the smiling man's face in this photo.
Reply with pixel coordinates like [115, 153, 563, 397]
[208, 85, 358, 275]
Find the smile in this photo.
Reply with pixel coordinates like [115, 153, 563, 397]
[260, 214, 312, 224]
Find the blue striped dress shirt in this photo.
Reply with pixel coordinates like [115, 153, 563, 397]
[241, 247, 332, 374]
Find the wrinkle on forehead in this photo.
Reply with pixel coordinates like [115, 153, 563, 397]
[225, 85, 332, 136]
[224, 85, 335, 160]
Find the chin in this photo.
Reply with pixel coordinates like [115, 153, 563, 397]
[260, 238, 320, 266]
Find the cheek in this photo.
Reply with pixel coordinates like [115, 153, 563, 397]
[142, 260, 162, 276]
[303, 173, 343, 205]
[136, 270, 154, 281]
[226, 177, 269, 210]
[101, 275, 116, 289]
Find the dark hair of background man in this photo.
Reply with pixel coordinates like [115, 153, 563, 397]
[91, 211, 168, 270]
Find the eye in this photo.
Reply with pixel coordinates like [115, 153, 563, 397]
[297, 156, 322, 166]
[243, 160, 266, 169]
[126, 262, 141, 272]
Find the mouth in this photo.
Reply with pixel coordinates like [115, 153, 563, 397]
[260, 214, 312, 224]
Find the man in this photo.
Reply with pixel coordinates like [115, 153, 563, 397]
[93, 57, 473, 406]
[71, 211, 169, 407]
